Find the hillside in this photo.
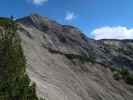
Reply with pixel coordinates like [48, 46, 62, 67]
[16, 14, 133, 100]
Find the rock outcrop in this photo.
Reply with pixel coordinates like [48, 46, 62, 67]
[17, 14, 133, 100]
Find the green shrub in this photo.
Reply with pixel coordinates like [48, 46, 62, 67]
[40, 22, 48, 30]
[120, 68, 129, 79]
[0, 19, 41, 100]
[125, 74, 133, 85]
[0, 18, 16, 28]
[113, 71, 121, 80]
[112, 67, 133, 85]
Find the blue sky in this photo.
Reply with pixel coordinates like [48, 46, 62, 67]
[0, 0, 133, 39]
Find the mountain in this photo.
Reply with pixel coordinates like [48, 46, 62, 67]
[16, 14, 133, 100]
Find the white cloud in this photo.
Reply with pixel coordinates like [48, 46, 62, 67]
[32, 0, 48, 5]
[91, 26, 133, 40]
[65, 11, 76, 21]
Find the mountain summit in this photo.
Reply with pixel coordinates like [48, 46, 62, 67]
[16, 14, 133, 100]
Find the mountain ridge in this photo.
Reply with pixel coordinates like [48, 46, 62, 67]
[16, 14, 133, 100]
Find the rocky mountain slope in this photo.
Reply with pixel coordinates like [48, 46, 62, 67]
[17, 14, 133, 100]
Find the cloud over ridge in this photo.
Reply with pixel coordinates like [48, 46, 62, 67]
[91, 26, 133, 40]
[65, 11, 76, 21]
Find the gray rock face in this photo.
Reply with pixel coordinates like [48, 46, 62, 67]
[17, 14, 133, 100]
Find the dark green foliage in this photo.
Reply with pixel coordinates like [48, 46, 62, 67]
[125, 74, 133, 85]
[40, 22, 49, 31]
[0, 19, 39, 100]
[0, 18, 16, 28]
[65, 54, 87, 64]
[41, 22, 48, 28]
[120, 68, 129, 78]
[88, 54, 96, 64]
[65, 54, 96, 64]
[112, 71, 121, 80]
[128, 44, 133, 50]
[112, 67, 133, 85]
